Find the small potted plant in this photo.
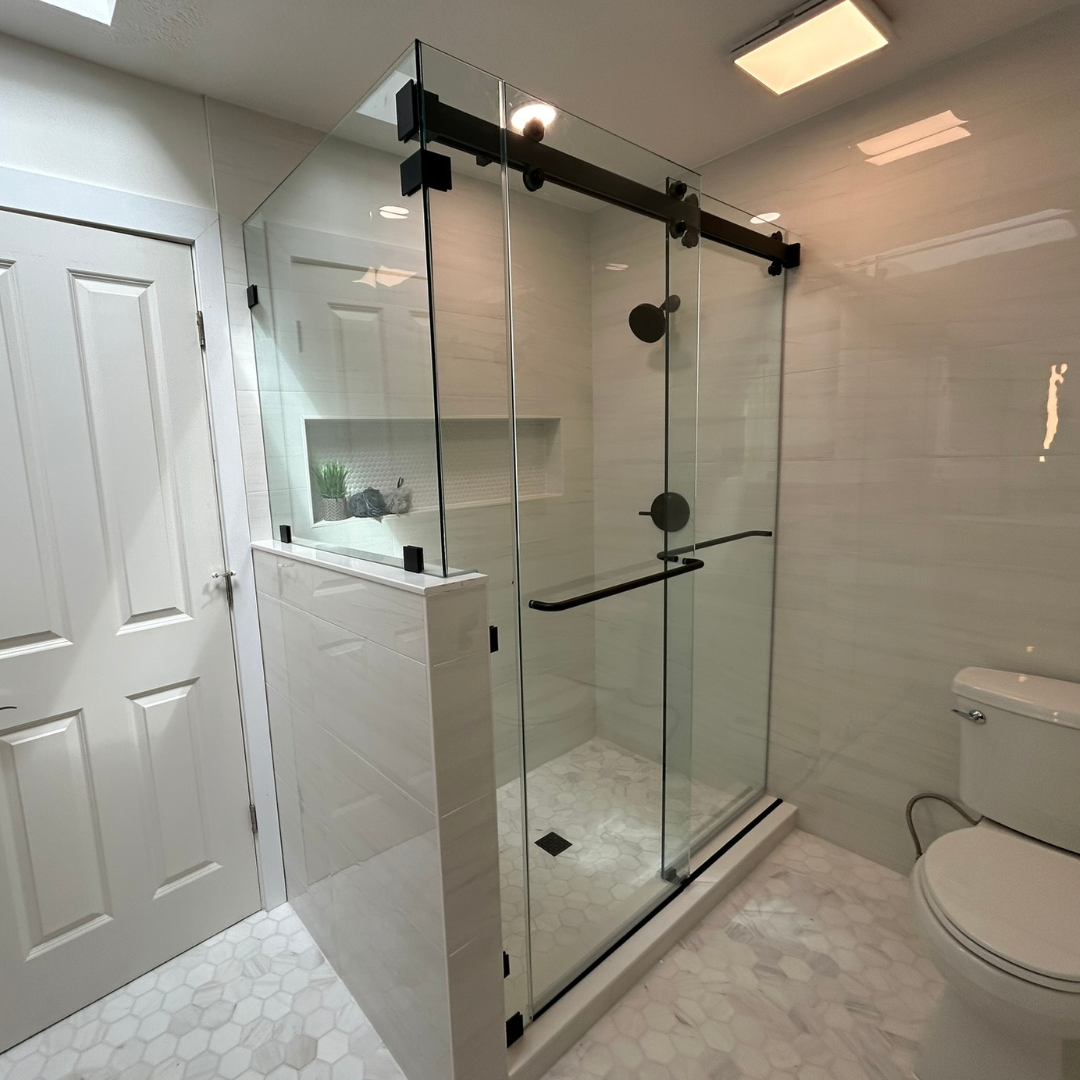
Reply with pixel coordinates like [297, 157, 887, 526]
[311, 461, 350, 521]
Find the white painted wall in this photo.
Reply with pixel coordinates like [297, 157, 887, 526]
[0, 32, 215, 208]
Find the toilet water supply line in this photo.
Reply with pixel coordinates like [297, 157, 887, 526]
[905, 793, 982, 858]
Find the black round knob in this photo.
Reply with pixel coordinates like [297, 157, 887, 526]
[522, 117, 546, 142]
[523, 167, 546, 192]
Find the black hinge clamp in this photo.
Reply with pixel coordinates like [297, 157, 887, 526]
[400, 148, 453, 197]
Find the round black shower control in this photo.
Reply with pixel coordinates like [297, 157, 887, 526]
[638, 491, 690, 533]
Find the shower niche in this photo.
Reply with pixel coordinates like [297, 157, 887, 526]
[304, 415, 562, 526]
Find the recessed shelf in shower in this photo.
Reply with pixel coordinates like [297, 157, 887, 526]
[303, 415, 563, 522]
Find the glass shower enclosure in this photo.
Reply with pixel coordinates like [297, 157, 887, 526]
[245, 41, 789, 1035]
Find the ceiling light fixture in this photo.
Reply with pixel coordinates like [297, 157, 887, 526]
[857, 110, 969, 165]
[379, 205, 409, 220]
[733, 0, 890, 96]
[605, 262, 629, 271]
[750, 212, 781, 225]
[35, 0, 117, 23]
[510, 102, 557, 134]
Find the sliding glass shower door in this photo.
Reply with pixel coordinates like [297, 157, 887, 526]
[502, 85, 701, 1013]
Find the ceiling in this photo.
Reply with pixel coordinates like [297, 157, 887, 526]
[0, 0, 1075, 167]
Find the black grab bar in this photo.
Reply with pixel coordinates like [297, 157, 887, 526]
[528, 558, 705, 613]
[657, 529, 773, 562]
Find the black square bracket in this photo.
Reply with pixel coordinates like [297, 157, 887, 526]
[400, 148, 453, 198]
[503, 951, 510, 978]
[506, 1013, 523, 1047]
[402, 545, 425, 574]
[395, 80, 420, 143]
[246, 284, 259, 308]
[489, 625, 499, 654]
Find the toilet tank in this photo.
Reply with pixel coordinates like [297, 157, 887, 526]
[954, 667, 1080, 855]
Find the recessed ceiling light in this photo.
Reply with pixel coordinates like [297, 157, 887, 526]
[379, 205, 409, 220]
[510, 102, 557, 133]
[857, 110, 970, 165]
[35, 0, 117, 23]
[605, 262, 629, 271]
[733, 0, 890, 96]
[750, 212, 781, 224]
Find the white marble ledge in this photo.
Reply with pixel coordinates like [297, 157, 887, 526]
[251, 540, 487, 596]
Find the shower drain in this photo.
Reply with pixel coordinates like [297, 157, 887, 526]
[534, 831, 572, 857]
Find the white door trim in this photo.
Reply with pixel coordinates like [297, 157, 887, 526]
[0, 164, 285, 911]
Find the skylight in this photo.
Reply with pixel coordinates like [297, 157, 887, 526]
[36, 0, 117, 25]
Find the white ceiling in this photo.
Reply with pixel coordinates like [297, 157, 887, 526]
[1, 0, 1075, 167]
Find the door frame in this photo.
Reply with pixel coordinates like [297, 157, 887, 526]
[0, 164, 286, 911]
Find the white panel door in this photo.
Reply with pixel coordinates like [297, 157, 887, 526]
[0, 210, 261, 1051]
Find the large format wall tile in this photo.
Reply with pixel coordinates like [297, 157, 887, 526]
[700, 6, 1080, 872]
[255, 550, 504, 1080]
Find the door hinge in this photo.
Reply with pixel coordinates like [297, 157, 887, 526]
[196, 310, 206, 349]
[249, 803, 259, 834]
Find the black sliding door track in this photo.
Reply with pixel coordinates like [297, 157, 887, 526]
[400, 82, 800, 271]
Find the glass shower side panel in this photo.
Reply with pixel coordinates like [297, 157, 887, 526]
[504, 79, 701, 1010]
[244, 46, 447, 574]
[411, 43, 532, 1023]
[689, 194, 784, 848]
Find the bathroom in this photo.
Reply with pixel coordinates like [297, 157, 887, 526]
[0, 1, 1077, 1079]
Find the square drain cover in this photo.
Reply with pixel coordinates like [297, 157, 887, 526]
[535, 831, 572, 857]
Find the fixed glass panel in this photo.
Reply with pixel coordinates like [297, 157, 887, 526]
[689, 194, 784, 847]
[245, 47, 448, 573]
[413, 43, 532, 1022]
[504, 80, 700, 1010]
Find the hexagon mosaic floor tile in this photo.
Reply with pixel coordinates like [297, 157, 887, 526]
[542, 829, 943, 1080]
[0, 903, 405, 1080]
[499, 737, 751, 1013]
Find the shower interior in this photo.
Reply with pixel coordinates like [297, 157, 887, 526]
[244, 42, 787, 1035]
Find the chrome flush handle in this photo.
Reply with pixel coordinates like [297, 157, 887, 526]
[952, 708, 986, 724]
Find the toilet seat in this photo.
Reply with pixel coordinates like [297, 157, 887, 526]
[919, 822, 1080, 993]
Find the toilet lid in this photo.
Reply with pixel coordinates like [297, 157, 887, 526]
[922, 824, 1080, 985]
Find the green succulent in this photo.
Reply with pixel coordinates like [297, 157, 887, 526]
[311, 461, 349, 499]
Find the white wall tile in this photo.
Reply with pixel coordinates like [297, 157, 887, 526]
[700, 5, 1080, 872]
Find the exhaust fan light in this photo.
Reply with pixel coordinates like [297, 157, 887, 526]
[733, 0, 890, 95]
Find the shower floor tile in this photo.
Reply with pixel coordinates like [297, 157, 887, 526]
[542, 828, 943, 1080]
[0, 903, 405, 1080]
[499, 737, 751, 1012]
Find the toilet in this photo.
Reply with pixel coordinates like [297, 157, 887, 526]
[911, 667, 1080, 1080]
